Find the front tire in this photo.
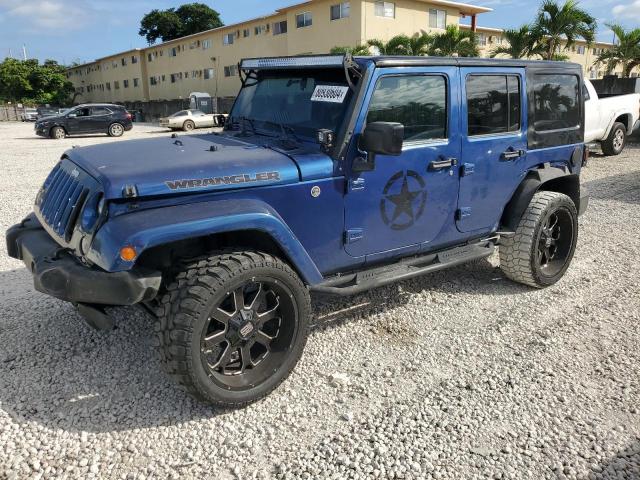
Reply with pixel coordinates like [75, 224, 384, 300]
[108, 122, 125, 137]
[601, 122, 626, 156]
[50, 126, 65, 140]
[155, 251, 311, 407]
[500, 191, 578, 288]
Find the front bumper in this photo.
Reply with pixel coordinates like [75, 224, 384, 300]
[6, 215, 161, 306]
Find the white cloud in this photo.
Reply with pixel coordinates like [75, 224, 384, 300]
[612, 0, 640, 18]
[0, 0, 93, 31]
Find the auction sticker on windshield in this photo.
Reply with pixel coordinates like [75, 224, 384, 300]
[311, 85, 350, 103]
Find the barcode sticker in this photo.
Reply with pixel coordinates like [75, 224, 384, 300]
[311, 85, 350, 103]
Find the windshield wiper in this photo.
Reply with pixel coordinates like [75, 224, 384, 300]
[228, 116, 257, 137]
[262, 120, 301, 148]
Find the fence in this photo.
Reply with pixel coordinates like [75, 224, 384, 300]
[0, 105, 25, 122]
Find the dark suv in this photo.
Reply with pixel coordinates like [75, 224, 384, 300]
[35, 104, 133, 139]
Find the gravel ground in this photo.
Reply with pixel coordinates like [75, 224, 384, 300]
[0, 121, 639, 480]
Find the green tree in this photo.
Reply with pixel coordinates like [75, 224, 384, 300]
[593, 23, 640, 77]
[330, 45, 371, 55]
[0, 58, 73, 104]
[139, 3, 223, 44]
[490, 25, 546, 59]
[429, 25, 479, 57]
[532, 0, 596, 60]
[367, 33, 432, 56]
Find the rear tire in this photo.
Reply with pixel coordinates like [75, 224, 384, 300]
[183, 120, 195, 132]
[108, 122, 125, 137]
[601, 122, 626, 156]
[154, 251, 310, 407]
[500, 191, 578, 288]
[50, 126, 65, 140]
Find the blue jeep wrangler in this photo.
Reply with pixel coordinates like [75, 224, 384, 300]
[7, 55, 589, 407]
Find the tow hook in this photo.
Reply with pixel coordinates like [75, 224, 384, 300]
[77, 303, 115, 331]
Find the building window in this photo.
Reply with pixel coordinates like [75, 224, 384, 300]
[170, 73, 179, 83]
[112, 61, 118, 68]
[123, 79, 129, 88]
[296, 12, 313, 28]
[429, 9, 447, 29]
[114, 81, 120, 90]
[121, 58, 127, 66]
[202, 39, 212, 50]
[374, 1, 395, 18]
[133, 78, 139, 87]
[131, 56, 138, 64]
[577, 45, 585, 54]
[478, 33, 487, 46]
[169, 47, 179, 57]
[467, 75, 521, 136]
[106, 82, 111, 90]
[330, 2, 350, 20]
[224, 65, 238, 77]
[204, 68, 215, 79]
[147, 53, 152, 62]
[243, 28, 251, 37]
[223, 33, 235, 45]
[273, 20, 288, 35]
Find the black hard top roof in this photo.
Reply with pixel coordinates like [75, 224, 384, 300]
[364, 56, 583, 72]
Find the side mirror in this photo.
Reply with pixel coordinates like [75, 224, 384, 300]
[359, 122, 404, 156]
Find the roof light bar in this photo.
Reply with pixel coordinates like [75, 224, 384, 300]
[240, 55, 346, 70]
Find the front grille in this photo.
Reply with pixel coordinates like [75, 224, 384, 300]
[37, 162, 91, 241]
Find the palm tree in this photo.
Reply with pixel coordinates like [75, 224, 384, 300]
[490, 25, 546, 59]
[593, 23, 640, 77]
[429, 25, 479, 57]
[330, 45, 371, 55]
[532, 0, 597, 60]
[367, 33, 432, 56]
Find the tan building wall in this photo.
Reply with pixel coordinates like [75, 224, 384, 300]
[69, 0, 629, 107]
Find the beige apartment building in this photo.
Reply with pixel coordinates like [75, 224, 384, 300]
[67, 0, 621, 108]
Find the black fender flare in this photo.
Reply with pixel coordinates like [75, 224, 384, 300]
[500, 164, 581, 231]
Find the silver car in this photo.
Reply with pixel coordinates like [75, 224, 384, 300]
[159, 109, 216, 131]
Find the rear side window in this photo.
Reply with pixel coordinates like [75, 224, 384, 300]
[91, 107, 111, 116]
[466, 75, 521, 136]
[533, 74, 580, 131]
[367, 75, 447, 142]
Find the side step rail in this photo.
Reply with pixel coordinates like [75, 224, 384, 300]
[311, 239, 497, 296]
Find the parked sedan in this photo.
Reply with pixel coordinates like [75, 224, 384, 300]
[21, 108, 38, 122]
[160, 109, 217, 131]
[34, 104, 133, 139]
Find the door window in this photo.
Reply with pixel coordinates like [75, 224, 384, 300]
[366, 75, 447, 143]
[466, 75, 521, 136]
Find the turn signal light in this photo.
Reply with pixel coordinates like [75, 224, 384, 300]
[120, 246, 137, 262]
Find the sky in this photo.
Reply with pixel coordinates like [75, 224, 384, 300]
[1, 0, 639, 64]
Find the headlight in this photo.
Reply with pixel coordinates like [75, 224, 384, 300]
[80, 193, 105, 232]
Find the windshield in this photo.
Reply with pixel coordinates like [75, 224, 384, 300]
[228, 69, 353, 140]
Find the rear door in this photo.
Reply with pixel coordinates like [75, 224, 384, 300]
[457, 68, 527, 233]
[344, 66, 461, 258]
[88, 106, 113, 133]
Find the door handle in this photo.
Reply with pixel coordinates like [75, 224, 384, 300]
[429, 157, 457, 171]
[502, 149, 526, 161]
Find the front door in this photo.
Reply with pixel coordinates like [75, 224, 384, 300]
[457, 67, 527, 233]
[344, 67, 461, 258]
[66, 107, 92, 134]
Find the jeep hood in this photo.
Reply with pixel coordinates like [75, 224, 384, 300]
[64, 133, 330, 200]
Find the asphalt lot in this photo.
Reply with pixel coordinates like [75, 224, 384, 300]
[0, 121, 639, 480]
